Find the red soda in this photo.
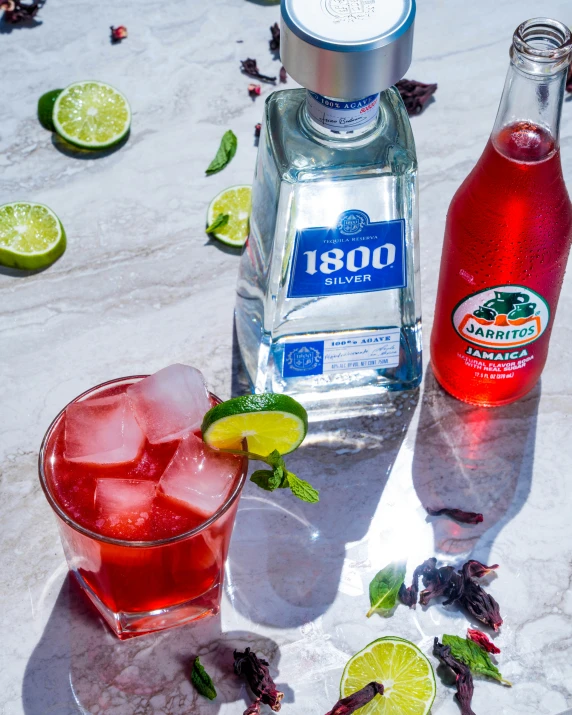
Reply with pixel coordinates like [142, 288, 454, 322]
[431, 18, 572, 406]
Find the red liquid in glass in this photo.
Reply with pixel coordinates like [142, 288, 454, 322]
[431, 121, 572, 405]
[42, 380, 245, 620]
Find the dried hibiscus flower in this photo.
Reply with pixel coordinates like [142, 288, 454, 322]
[433, 638, 475, 715]
[254, 123, 262, 139]
[567, 64, 572, 93]
[241, 58, 276, 84]
[401, 557, 503, 631]
[324, 682, 384, 715]
[1, 0, 44, 23]
[110, 25, 128, 43]
[426, 507, 484, 524]
[269, 22, 280, 52]
[234, 648, 284, 713]
[396, 79, 437, 116]
[467, 628, 501, 655]
[279, 66, 287, 84]
[248, 83, 261, 98]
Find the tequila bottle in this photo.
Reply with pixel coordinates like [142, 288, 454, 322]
[236, 0, 422, 415]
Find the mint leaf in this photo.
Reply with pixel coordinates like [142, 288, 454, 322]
[206, 130, 237, 175]
[442, 635, 511, 686]
[367, 561, 406, 617]
[191, 656, 217, 700]
[285, 471, 319, 503]
[206, 213, 229, 234]
[265, 449, 286, 470]
[250, 469, 281, 491]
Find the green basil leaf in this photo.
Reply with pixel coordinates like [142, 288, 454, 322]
[250, 469, 281, 491]
[285, 471, 319, 503]
[191, 656, 217, 700]
[206, 130, 238, 175]
[366, 561, 406, 617]
[206, 213, 229, 234]
[442, 635, 511, 686]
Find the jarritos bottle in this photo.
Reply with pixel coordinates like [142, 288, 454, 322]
[431, 18, 572, 406]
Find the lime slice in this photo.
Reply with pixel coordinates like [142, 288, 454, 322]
[53, 81, 131, 149]
[0, 202, 66, 270]
[207, 185, 251, 247]
[201, 394, 308, 456]
[340, 637, 436, 715]
[38, 89, 63, 131]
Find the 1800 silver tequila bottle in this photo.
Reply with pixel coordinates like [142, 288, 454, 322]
[236, 0, 422, 414]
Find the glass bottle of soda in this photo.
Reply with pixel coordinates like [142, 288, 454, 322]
[431, 18, 572, 406]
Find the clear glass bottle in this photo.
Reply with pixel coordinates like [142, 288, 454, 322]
[235, 0, 421, 416]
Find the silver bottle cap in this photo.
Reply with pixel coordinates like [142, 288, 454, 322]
[280, 0, 415, 99]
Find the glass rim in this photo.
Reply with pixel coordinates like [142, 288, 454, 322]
[38, 375, 248, 549]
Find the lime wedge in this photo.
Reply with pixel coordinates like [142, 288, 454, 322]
[0, 202, 66, 270]
[340, 637, 436, 715]
[38, 89, 63, 131]
[53, 81, 131, 149]
[207, 185, 251, 247]
[201, 394, 308, 456]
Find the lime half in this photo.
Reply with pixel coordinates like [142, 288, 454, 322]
[201, 394, 308, 456]
[207, 185, 251, 247]
[53, 81, 131, 149]
[340, 637, 436, 715]
[0, 202, 66, 270]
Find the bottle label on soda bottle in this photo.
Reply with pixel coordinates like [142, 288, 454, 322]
[306, 91, 380, 131]
[287, 211, 407, 299]
[451, 285, 550, 360]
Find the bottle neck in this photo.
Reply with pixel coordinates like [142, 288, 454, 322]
[492, 18, 572, 159]
[301, 90, 382, 141]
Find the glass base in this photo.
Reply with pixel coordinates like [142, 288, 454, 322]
[72, 570, 221, 639]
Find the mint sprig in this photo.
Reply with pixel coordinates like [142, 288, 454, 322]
[206, 213, 229, 234]
[367, 561, 406, 617]
[206, 130, 237, 175]
[190, 656, 217, 700]
[221, 447, 319, 503]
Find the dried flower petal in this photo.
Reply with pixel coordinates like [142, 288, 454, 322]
[244, 701, 262, 715]
[398, 557, 437, 608]
[248, 83, 262, 98]
[462, 575, 503, 631]
[110, 25, 128, 43]
[269, 22, 280, 52]
[241, 58, 277, 84]
[254, 123, 262, 139]
[463, 560, 498, 579]
[279, 66, 287, 84]
[433, 638, 476, 715]
[567, 64, 572, 93]
[467, 629, 501, 655]
[421, 565, 462, 606]
[324, 682, 384, 715]
[395, 79, 437, 116]
[426, 507, 483, 524]
[234, 648, 284, 712]
[1, 0, 44, 24]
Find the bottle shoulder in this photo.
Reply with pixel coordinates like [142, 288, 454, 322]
[262, 88, 417, 182]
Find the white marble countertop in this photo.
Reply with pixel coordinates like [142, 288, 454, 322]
[2, 0, 572, 713]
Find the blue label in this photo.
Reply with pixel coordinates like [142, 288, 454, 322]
[283, 342, 324, 378]
[287, 211, 406, 299]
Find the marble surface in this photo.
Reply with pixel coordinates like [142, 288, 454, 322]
[2, 0, 572, 713]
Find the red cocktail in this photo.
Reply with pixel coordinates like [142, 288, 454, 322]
[39, 367, 247, 638]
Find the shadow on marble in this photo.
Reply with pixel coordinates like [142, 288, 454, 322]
[0, 264, 54, 278]
[412, 367, 540, 563]
[226, 393, 417, 628]
[22, 575, 286, 714]
[51, 131, 131, 160]
[0, 16, 42, 33]
[230, 319, 252, 398]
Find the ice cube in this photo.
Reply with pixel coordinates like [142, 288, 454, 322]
[127, 364, 211, 444]
[158, 433, 241, 518]
[65, 393, 145, 465]
[94, 478, 156, 539]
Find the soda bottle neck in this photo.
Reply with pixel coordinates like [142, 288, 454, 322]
[492, 18, 572, 159]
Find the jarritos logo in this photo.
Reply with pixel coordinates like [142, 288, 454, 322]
[452, 285, 550, 360]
